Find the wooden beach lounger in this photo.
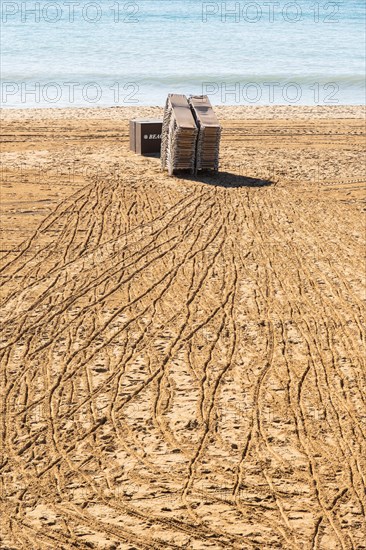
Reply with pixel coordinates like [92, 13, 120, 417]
[161, 94, 198, 176]
[189, 95, 222, 173]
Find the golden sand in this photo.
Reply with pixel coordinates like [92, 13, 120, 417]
[0, 106, 365, 549]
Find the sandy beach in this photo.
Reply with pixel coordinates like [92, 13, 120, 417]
[0, 105, 365, 549]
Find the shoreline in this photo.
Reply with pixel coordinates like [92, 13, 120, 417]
[1, 104, 365, 121]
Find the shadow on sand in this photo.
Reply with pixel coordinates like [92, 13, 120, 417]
[143, 155, 274, 188]
[177, 171, 275, 188]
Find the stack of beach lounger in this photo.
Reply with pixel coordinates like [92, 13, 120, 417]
[189, 95, 222, 173]
[161, 94, 198, 176]
[161, 93, 221, 176]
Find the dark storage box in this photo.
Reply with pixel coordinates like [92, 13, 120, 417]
[129, 118, 163, 155]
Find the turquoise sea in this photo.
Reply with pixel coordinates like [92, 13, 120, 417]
[1, 0, 365, 107]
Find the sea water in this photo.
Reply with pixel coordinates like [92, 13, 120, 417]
[1, 0, 365, 107]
